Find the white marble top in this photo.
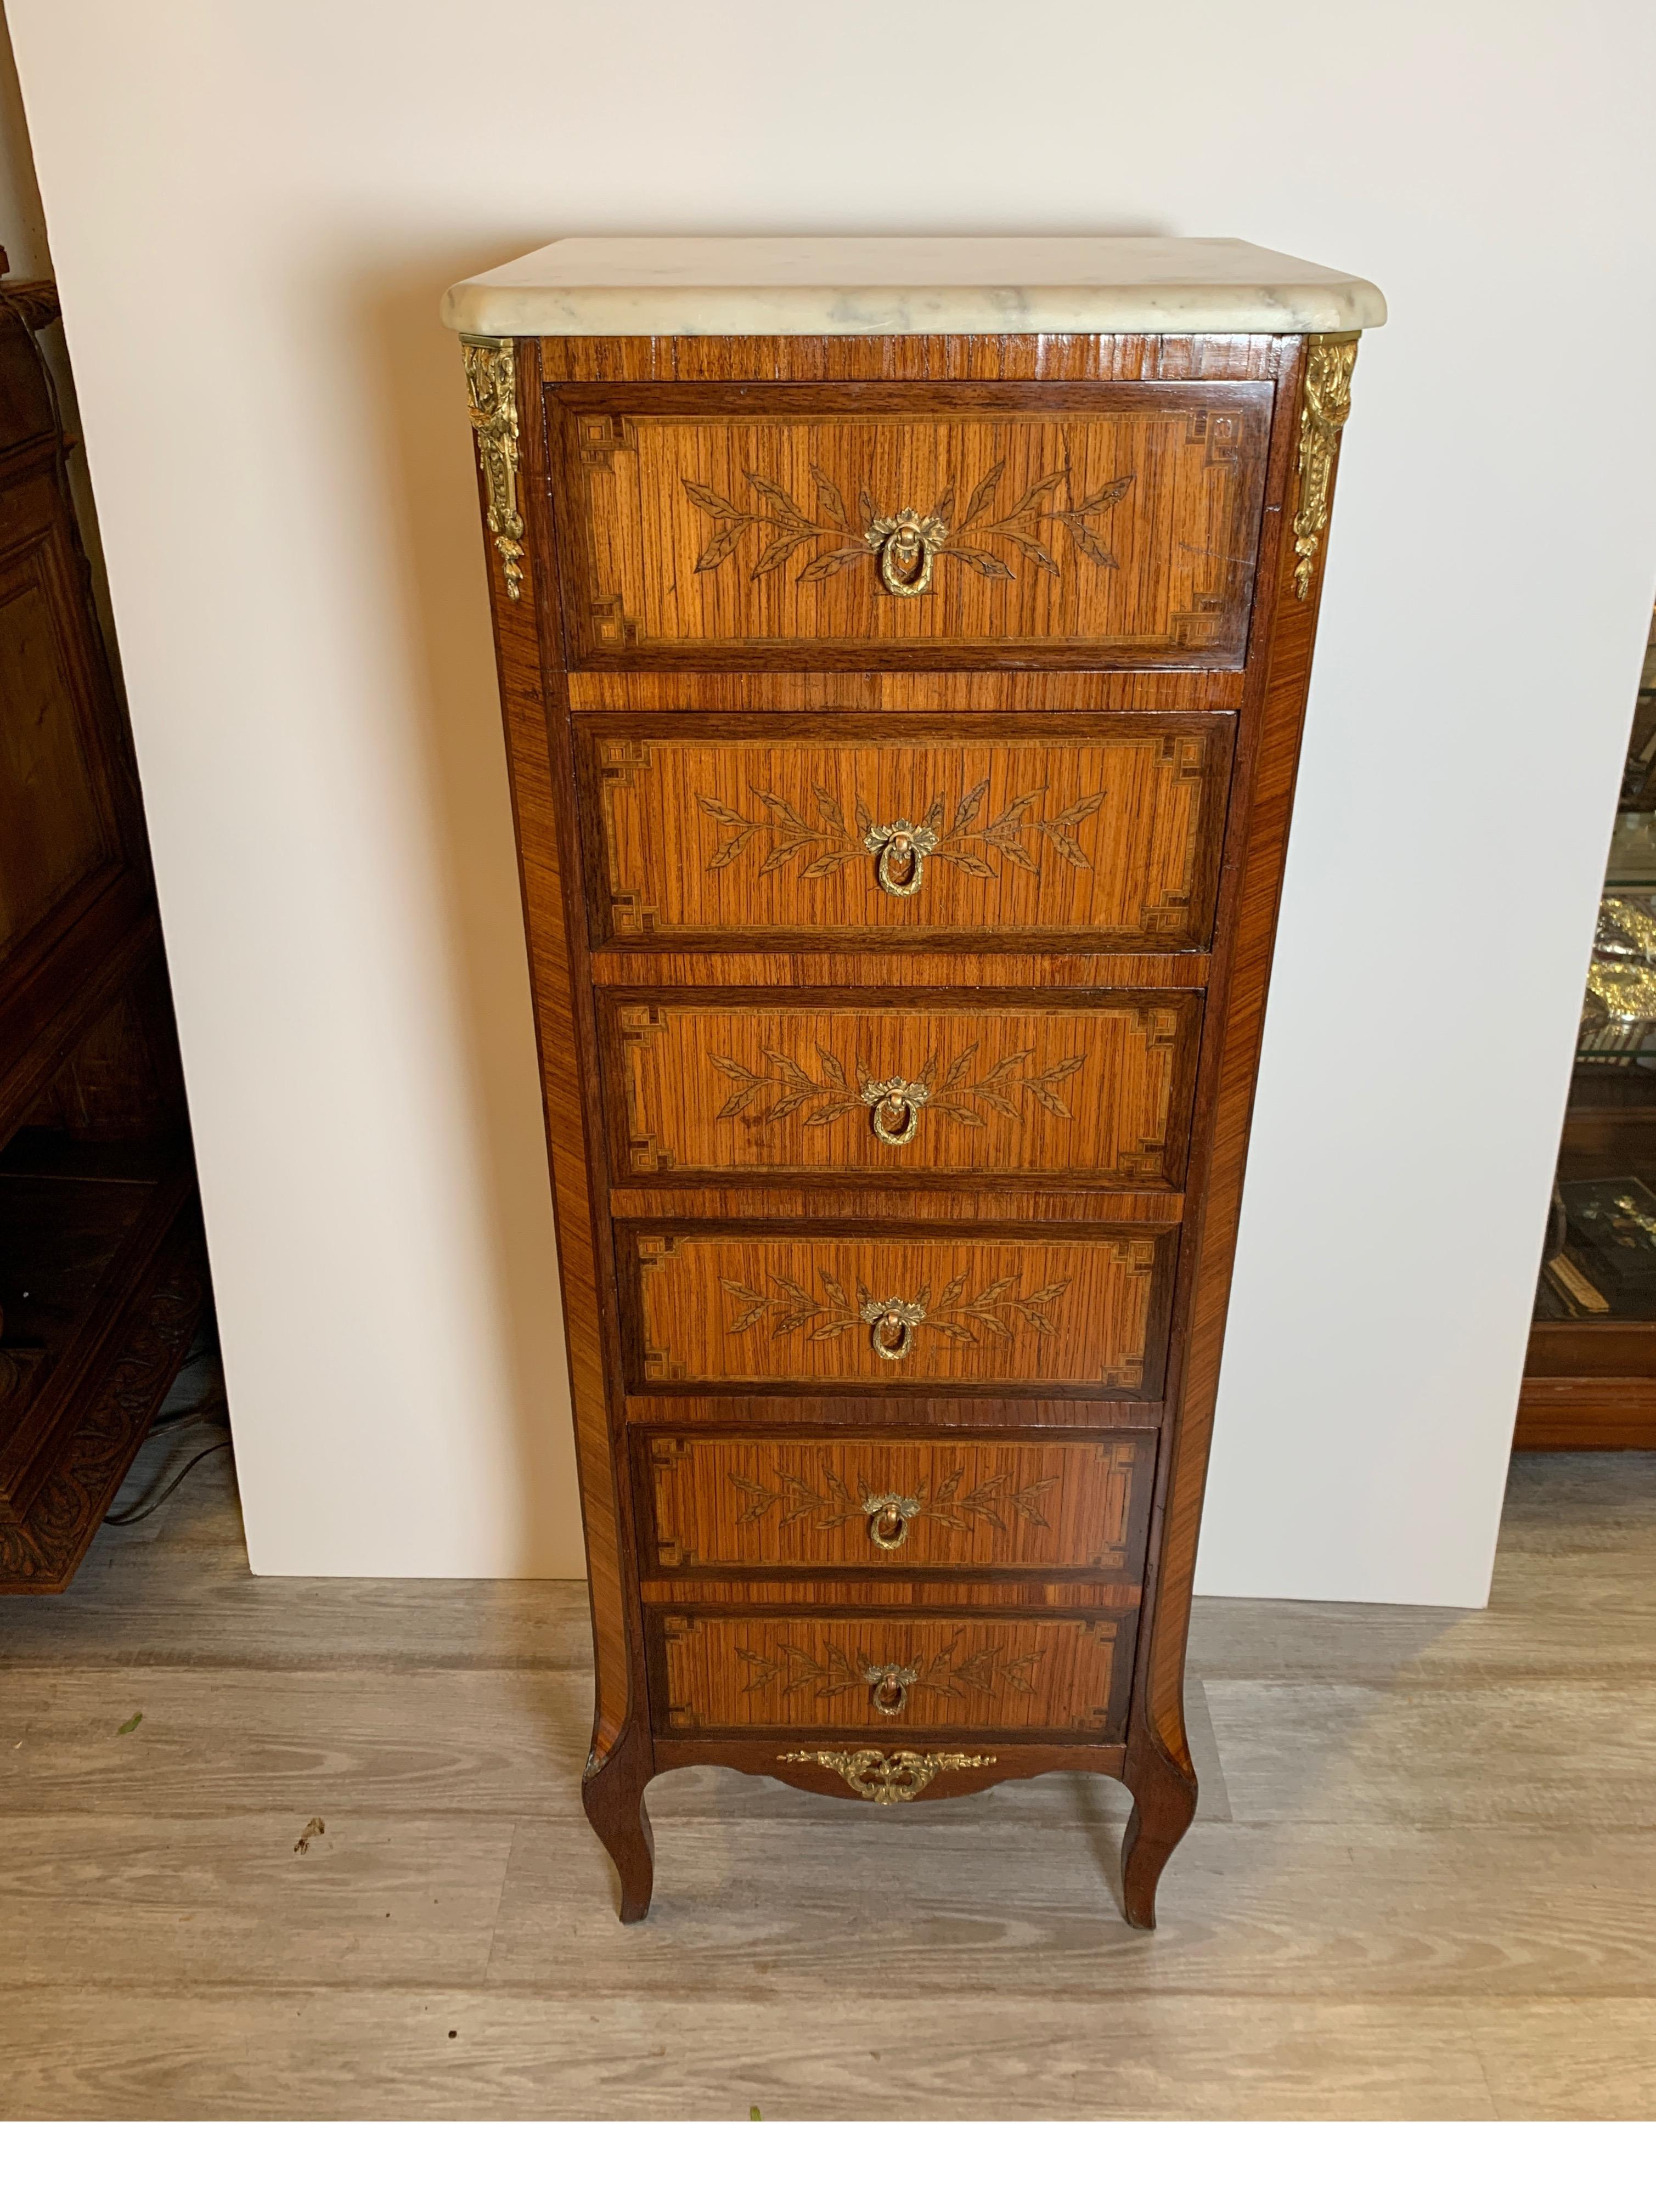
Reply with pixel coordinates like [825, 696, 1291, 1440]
[441, 236, 1385, 340]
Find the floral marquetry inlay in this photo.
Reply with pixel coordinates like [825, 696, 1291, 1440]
[634, 1232, 1164, 1389]
[560, 397, 1272, 657]
[728, 1454, 1060, 1538]
[682, 458, 1134, 595]
[711, 1038, 1087, 1138]
[737, 1630, 1040, 1709]
[612, 1003, 1184, 1183]
[646, 1435, 1142, 1573]
[721, 1263, 1074, 1356]
[591, 723, 1225, 945]
[659, 1610, 1122, 1733]
[695, 775, 1105, 893]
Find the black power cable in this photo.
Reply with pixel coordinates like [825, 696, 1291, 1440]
[99, 1334, 233, 1529]
[105, 1436, 232, 1527]
[143, 1395, 228, 1439]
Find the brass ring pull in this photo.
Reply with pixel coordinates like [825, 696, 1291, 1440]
[860, 1294, 926, 1361]
[878, 531, 932, 597]
[861, 1492, 921, 1551]
[870, 1313, 914, 1360]
[864, 1662, 919, 1716]
[866, 506, 949, 597]
[860, 1076, 931, 1147]
[864, 819, 939, 898]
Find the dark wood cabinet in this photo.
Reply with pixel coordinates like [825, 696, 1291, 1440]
[448, 238, 1380, 1923]
[0, 271, 205, 1591]
[1518, 610, 1656, 1448]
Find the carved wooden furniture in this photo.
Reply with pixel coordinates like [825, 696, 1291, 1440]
[0, 264, 205, 1592]
[445, 237, 1383, 1922]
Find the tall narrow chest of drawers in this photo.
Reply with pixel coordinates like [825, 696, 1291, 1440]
[443, 238, 1384, 1925]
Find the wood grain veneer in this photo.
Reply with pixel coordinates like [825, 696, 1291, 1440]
[641, 1432, 1150, 1576]
[548, 383, 1271, 670]
[463, 306, 1362, 1927]
[580, 713, 1230, 951]
[538, 331, 1288, 386]
[565, 670, 1244, 712]
[601, 993, 1195, 1188]
[623, 1227, 1172, 1394]
[650, 1606, 1130, 1737]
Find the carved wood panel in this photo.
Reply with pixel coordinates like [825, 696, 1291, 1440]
[583, 713, 1230, 947]
[0, 479, 121, 963]
[653, 1608, 1126, 1735]
[606, 995, 1194, 1184]
[0, 286, 196, 1594]
[625, 1228, 1171, 1392]
[645, 1432, 1151, 1573]
[549, 382, 1272, 668]
[27, 968, 185, 1142]
[0, 1202, 205, 1593]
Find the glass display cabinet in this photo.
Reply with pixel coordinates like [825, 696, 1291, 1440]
[1519, 606, 1656, 1446]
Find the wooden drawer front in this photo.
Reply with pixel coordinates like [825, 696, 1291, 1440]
[645, 1434, 1152, 1574]
[549, 383, 1271, 667]
[654, 1609, 1127, 1737]
[607, 996, 1195, 1187]
[585, 714, 1229, 948]
[626, 1230, 1171, 1393]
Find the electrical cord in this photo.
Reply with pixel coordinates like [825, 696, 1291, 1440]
[105, 1436, 232, 1527]
[104, 1348, 233, 1527]
[144, 1395, 228, 1438]
[99, 1333, 231, 1528]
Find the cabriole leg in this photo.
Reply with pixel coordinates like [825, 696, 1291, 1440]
[1120, 1743, 1198, 1931]
[583, 1729, 655, 1925]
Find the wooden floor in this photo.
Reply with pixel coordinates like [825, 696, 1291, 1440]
[2, 1369, 1653, 2119]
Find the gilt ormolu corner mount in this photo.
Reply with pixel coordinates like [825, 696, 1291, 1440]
[445, 236, 1382, 1925]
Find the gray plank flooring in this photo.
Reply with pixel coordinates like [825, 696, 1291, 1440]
[1, 1392, 1652, 2120]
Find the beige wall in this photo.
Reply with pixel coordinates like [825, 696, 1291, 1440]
[0, 9, 116, 654]
[0, 10, 46, 277]
[7, 1, 1655, 1597]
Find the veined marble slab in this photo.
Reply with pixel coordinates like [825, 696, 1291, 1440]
[441, 236, 1385, 340]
